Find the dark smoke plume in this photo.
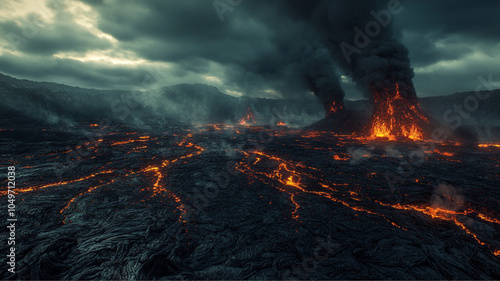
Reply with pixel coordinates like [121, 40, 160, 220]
[279, 0, 437, 139]
[283, 0, 417, 102]
[301, 43, 346, 116]
[202, 0, 349, 117]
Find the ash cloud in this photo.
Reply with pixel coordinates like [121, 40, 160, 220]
[87, 0, 419, 110]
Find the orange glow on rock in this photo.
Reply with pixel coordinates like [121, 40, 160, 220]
[326, 101, 344, 117]
[333, 154, 350, 161]
[478, 143, 500, 148]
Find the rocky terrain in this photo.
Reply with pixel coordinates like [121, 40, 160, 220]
[1, 123, 499, 280]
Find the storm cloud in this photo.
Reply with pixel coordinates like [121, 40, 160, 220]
[0, 0, 498, 99]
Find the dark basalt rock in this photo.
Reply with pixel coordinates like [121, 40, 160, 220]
[305, 110, 368, 134]
[0, 125, 499, 280]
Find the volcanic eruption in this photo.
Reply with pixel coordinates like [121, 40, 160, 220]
[288, 0, 433, 139]
[367, 82, 430, 140]
[239, 107, 257, 125]
[352, 38, 432, 140]
[1, 0, 500, 279]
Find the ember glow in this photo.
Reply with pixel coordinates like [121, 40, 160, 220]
[326, 100, 344, 117]
[333, 153, 350, 161]
[478, 143, 500, 148]
[276, 121, 286, 127]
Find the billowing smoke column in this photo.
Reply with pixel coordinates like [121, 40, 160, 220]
[284, 0, 430, 139]
[301, 44, 345, 117]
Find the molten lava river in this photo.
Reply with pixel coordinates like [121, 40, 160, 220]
[1, 124, 499, 279]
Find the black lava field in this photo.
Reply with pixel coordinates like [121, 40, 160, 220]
[1, 124, 499, 280]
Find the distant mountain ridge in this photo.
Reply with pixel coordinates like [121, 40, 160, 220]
[419, 90, 500, 126]
[0, 73, 323, 128]
[0, 73, 499, 129]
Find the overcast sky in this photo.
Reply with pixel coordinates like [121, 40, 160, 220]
[0, 0, 498, 100]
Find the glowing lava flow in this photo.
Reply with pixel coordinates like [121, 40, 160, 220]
[235, 150, 403, 228]
[478, 143, 500, 148]
[9, 132, 206, 225]
[375, 202, 500, 255]
[236, 149, 499, 256]
[138, 161, 190, 223]
[110, 135, 154, 146]
[138, 133, 205, 223]
[368, 83, 429, 141]
[0, 169, 115, 196]
[59, 181, 116, 223]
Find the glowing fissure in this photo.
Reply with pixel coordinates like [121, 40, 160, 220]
[15, 133, 206, 225]
[0, 169, 115, 196]
[236, 150, 402, 228]
[374, 202, 500, 255]
[139, 133, 205, 223]
[236, 149, 499, 256]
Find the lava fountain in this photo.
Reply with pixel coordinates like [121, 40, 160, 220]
[367, 83, 430, 141]
[239, 107, 257, 125]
